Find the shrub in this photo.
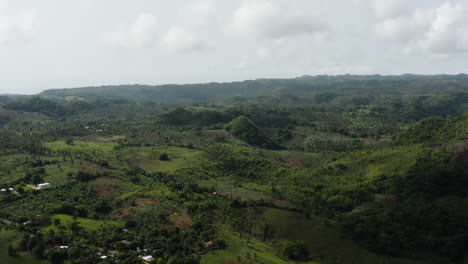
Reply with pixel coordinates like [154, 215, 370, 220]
[159, 153, 169, 161]
[280, 241, 309, 261]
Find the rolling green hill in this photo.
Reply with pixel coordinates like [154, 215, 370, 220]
[396, 113, 468, 145]
[225, 116, 280, 149]
[0, 75, 467, 263]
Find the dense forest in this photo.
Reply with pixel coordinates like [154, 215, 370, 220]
[0, 75, 467, 264]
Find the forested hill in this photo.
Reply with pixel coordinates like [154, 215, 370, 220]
[38, 74, 468, 103]
[1, 74, 468, 263]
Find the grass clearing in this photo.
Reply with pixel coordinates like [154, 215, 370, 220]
[120, 146, 203, 173]
[89, 177, 123, 198]
[80, 135, 125, 143]
[258, 149, 333, 169]
[199, 181, 295, 209]
[42, 214, 121, 232]
[329, 146, 425, 180]
[201, 229, 319, 264]
[44, 140, 116, 153]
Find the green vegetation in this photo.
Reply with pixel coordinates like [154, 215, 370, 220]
[262, 208, 426, 264]
[0, 230, 46, 264]
[396, 113, 468, 145]
[0, 75, 467, 263]
[201, 230, 319, 264]
[225, 116, 280, 149]
[42, 214, 120, 232]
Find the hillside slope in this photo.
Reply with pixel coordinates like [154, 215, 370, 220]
[396, 113, 468, 145]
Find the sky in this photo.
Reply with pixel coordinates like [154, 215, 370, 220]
[1, 0, 468, 94]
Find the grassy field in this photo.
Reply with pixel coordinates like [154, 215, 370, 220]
[257, 149, 334, 169]
[119, 146, 203, 173]
[201, 229, 319, 264]
[44, 140, 116, 153]
[262, 208, 429, 264]
[43, 139, 204, 176]
[0, 230, 45, 264]
[0, 154, 27, 185]
[199, 181, 295, 209]
[204, 182, 272, 200]
[42, 214, 121, 232]
[329, 146, 429, 180]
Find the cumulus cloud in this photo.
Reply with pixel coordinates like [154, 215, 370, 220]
[104, 11, 207, 53]
[162, 27, 205, 53]
[375, 10, 431, 42]
[158, 0, 215, 53]
[228, 0, 327, 40]
[104, 13, 158, 49]
[0, 10, 36, 46]
[373, 0, 408, 19]
[375, 1, 468, 54]
[417, 2, 465, 53]
[353, 0, 408, 19]
[178, 0, 219, 31]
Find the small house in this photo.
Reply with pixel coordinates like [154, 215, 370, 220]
[142, 255, 153, 263]
[37, 183, 51, 189]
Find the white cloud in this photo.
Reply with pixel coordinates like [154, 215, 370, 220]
[314, 62, 374, 75]
[3, 0, 468, 94]
[233, 60, 249, 70]
[104, 13, 158, 49]
[375, 1, 468, 54]
[158, 0, 216, 53]
[373, 0, 408, 19]
[0, 9, 36, 46]
[228, 0, 327, 40]
[178, 0, 219, 31]
[375, 10, 431, 42]
[416, 2, 465, 53]
[104, 10, 209, 53]
[162, 27, 205, 53]
[355, 0, 408, 19]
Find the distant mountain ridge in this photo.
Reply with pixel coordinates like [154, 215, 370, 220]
[37, 74, 468, 103]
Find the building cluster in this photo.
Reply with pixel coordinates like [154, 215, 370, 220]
[0, 187, 14, 193]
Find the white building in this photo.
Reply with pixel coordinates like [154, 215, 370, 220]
[142, 255, 153, 263]
[37, 183, 51, 189]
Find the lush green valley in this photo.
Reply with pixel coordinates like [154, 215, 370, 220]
[0, 75, 467, 264]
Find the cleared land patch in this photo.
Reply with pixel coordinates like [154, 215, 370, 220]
[119, 146, 203, 173]
[167, 210, 192, 230]
[89, 177, 123, 198]
[42, 214, 120, 232]
[201, 229, 319, 264]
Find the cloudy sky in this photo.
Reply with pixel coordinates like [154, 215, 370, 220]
[1, 0, 468, 94]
